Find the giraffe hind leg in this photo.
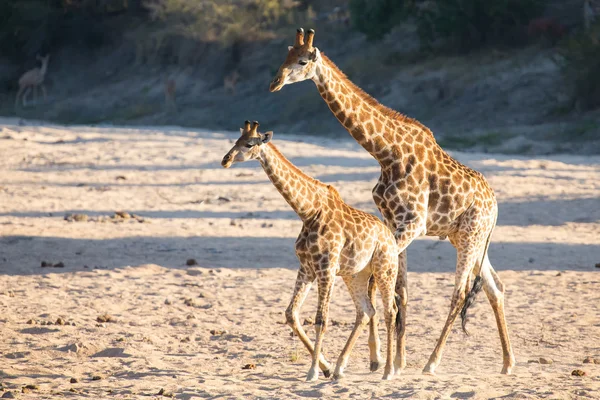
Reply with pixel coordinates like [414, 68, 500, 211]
[334, 270, 374, 380]
[422, 229, 488, 375]
[480, 254, 515, 374]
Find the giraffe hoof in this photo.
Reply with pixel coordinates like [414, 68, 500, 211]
[382, 372, 394, 381]
[322, 369, 331, 378]
[332, 372, 344, 380]
[422, 364, 437, 375]
[501, 366, 514, 375]
[306, 369, 319, 382]
[370, 360, 381, 372]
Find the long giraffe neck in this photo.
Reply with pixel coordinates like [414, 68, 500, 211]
[312, 54, 435, 166]
[258, 143, 324, 221]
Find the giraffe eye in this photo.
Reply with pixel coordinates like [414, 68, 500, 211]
[244, 143, 254, 148]
[298, 60, 308, 66]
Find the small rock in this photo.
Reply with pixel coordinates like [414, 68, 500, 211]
[91, 375, 103, 381]
[114, 211, 131, 219]
[583, 357, 596, 364]
[2, 391, 16, 398]
[242, 363, 256, 370]
[26, 319, 36, 325]
[6, 290, 15, 297]
[218, 196, 231, 202]
[69, 388, 78, 393]
[180, 336, 191, 343]
[555, 272, 562, 276]
[186, 314, 195, 320]
[527, 359, 540, 364]
[115, 175, 126, 180]
[571, 369, 586, 376]
[539, 357, 553, 365]
[210, 329, 227, 336]
[96, 314, 114, 323]
[56, 318, 66, 325]
[23, 385, 38, 390]
[185, 259, 198, 266]
[70, 377, 78, 383]
[164, 298, 172, 305]
[183, 298, 195, 307]
[69, 321, 76, 326]
[96, 323, 106, 328]
[303, 317, 314, 326]
[158, 388, 165, 395]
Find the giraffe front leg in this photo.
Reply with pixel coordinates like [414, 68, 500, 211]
[285, 269, 333, 376]
[307, 268, 336, 382]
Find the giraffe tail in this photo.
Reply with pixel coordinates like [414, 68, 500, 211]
[394, 293, 402, 337]
[460, 229, 494, 336]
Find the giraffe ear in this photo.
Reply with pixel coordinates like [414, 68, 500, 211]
[262, 131, 273, 144]
[309, 48, 319, 61]
[288, 46, 294, 51]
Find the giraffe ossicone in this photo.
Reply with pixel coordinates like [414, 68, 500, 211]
[222, 120, 404, 381]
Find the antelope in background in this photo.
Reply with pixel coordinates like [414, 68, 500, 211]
[15, 54, 50, 108]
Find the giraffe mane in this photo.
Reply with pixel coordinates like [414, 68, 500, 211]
[266, 142, 338, 196]
[320, 54, 436, 140]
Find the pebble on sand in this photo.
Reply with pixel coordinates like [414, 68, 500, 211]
[96, 314, 114, 323]
[70, 378, 78, 383]
[242, 363, 256, 370]
[186, 258, 198, 266]
[572, 369, 587, 376]
[1, 391, 16, 399]
[539, 357, 553, 364]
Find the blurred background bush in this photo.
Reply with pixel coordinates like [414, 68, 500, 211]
[0, 0, 598, 154]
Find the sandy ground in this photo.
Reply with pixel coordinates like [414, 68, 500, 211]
[0, 117, 599, 399]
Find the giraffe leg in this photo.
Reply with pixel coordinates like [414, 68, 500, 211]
[333, 270, 374, 380]
[480, 253, 515, 374]
[372, 254, 399, 380]
[307, 267, 337, 382]
[394, 250, 408, 372]
[367, 275, 383, 372]
[422, 230, 486, 375]
[285, 269, 333, 376]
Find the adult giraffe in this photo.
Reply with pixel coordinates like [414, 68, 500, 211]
[269, 28, 515, 375]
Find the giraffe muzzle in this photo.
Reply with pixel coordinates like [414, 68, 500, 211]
[269, 77, 283, 92]
[221, 154, 233, 168]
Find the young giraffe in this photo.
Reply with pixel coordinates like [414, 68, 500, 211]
[222, 120, 401, 381]
[269, 28, 515, 375]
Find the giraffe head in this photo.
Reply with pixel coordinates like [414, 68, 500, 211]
[269, 28, 321, 92]
[221, 120, 273, 168]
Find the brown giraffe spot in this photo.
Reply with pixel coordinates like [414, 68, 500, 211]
[343, 117, 354, 129]
[438, 195, 452, 214]
[374, 119, 382, 132]
[414, 144, 426, 160]
[330, 101, 341, 114]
